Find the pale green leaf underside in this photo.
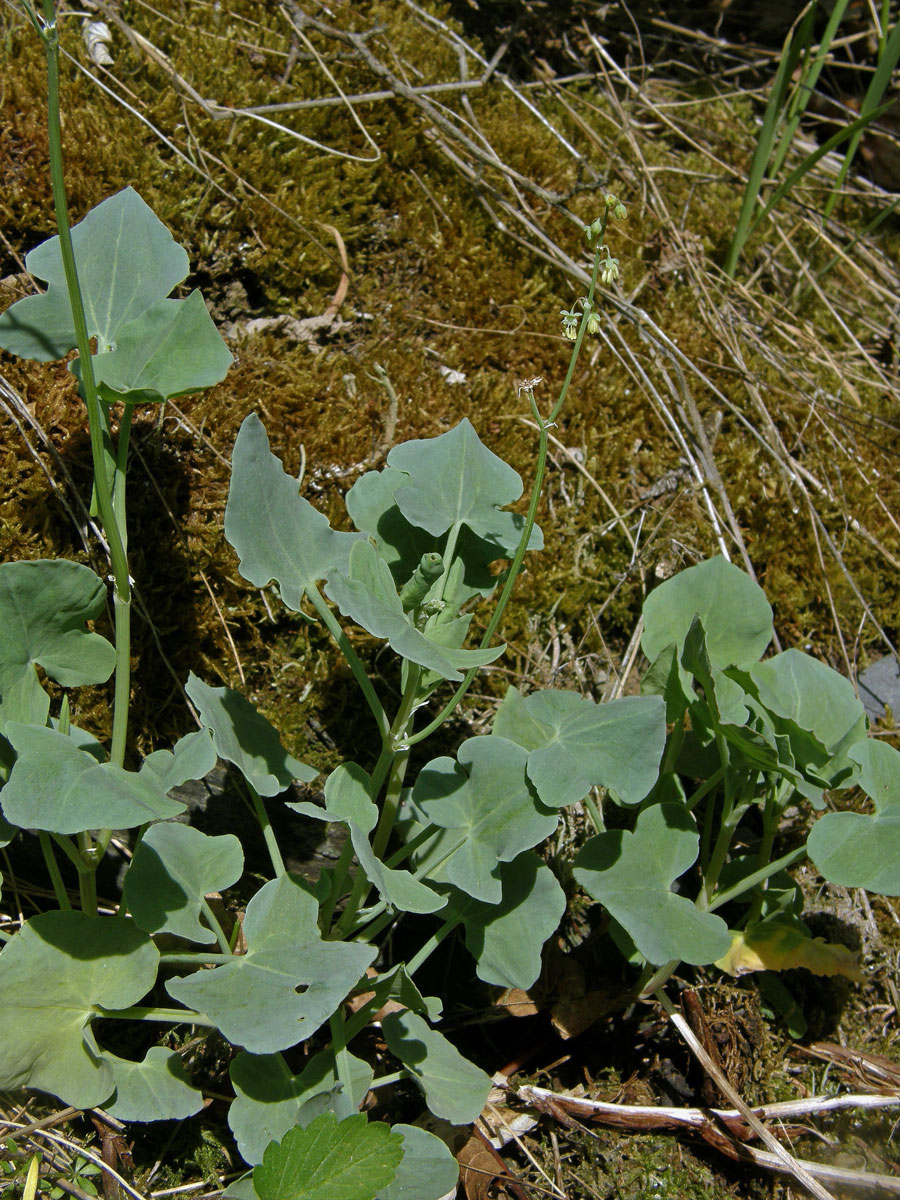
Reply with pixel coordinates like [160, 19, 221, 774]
[105, 1047, 204, 1122]
[574, 803, 730, 965]
[124, 822, 244, 943]
[0, 559, 115, 731]
[0, 188, 189, 360]
[253, 1112, 403, 1200]
[382, 1009, 492, 1124]
[0, 912, 159, 1108]
[2, 724, 186, 833]
[225, 413, 363, 610]
[166, 875, 375, 1052]
[138, 728, 217, 795]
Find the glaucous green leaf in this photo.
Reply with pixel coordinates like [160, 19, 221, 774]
[138, 728, 217, 794]
[1, 723, 186, 833]
[0, 188, 189, 360]
[346, 467, 519, 603]
[124, 823, 244, 942]
[105, 1047, 204, 1122]
[185, 673, 317, 796]
[382, 1009, 491, 1124]
[82, 291, 232, 403]
[253, 1113, 403, 1200]
[324, 541, 503, 681]
[230, 1049, 374, 1166]
[0, 560, 115, 730]
[493, 687, 666, 806]
[448, 852, 566, 988]
[288, 766, 445, 916]
[641, 557, 773, 671]
[166, 875, 376, 1052]
[225, 414, 364, 610]
[808, 738, 900, 895]
[387, 419, 541, 554]
[376, 1126, 459, 1200]
[749, 650, 866, 784]
[574, 803, 730, 965]
[411, 736, 558, 903]
[0, 911, 159, 1107]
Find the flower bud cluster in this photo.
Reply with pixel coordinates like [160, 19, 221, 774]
[564, 194, 626, 339]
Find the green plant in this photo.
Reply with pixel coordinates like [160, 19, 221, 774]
[724, 0, 900, 276]
[3, 5, 900, 1198]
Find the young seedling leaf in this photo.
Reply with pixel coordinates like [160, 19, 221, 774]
[1, 724, 186, 833]
[76, 291, 232, 403]
[105, 1047, 205, 1122]
[253, 1112, 403, 1200]
[230, 1049, 374, 1166]
[447, 852, 566, 988]
[493, 687, 666, 806]
[124, 823, 244, 942]
[0, 560, 115, 730]
[808, 738, 900, 895]
[0, 188, 189, 361]
[225, 414, 364, 610]
[376, 1125, 459, 1200]
[387, 418, 542, 553]
[641, 557, 773, 674]
[325, 541, 503, 680]
[0, 911, 159, 1107]
[185, 673, 317, 796]
[411, 736, 559, 903]
[574, 803, 730, 965]
[382, 1009, 492, 1124]
[138, 728, 217, 795]
[166, 875, 376, 1052]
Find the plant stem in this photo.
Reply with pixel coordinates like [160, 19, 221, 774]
[198, 897, 234, 955]
[97, 1006, 217, 1025]
[38, 832, 71, 910]
[247, 783, 286, 878]
[405, 915, 461, 976]
[306, 587, 389, 740]
[404, 236, 607, 749]
[329, 1011, 356, 1107]
[37, 0, 133, 777]
[708, 843, 808, 912]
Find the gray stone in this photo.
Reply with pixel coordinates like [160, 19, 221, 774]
[857, 655, 900, 722]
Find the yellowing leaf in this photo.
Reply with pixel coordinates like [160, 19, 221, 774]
[716, 920, 863, 982]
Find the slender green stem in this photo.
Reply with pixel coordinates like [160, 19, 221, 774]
[76, 834, 98, 916]
[368, 1071, 406, 1089]
[97, 1006, 216, 1025]
[247, 783, 286, 878]
[584, 790, 604, 833]
[319, 840, 355, 931]
[199, 896, 234, 955]
[306, 587, 389, 741]
[403, 237, 608, 749]
[405, 916, 462, 976]
[37, 1, 133, 778]
[160, 953, 235, 965]
[38, 832, 71, 910]
[708, 843, 808, 913]
[50, 832, 84, 872]
[684, 766, 725, 813]
[637, 959, 679, 999]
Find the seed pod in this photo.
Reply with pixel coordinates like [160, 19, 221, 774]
[399, 552, 444, 611]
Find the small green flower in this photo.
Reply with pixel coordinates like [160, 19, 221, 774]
[600, 255, 620, 286]
[586, 310, 601, 335]
[613, 200, 627, 220]
[583, 217, 604, 243]
[560, 308, 579, 339]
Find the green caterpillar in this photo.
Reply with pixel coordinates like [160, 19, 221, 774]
[399, 552, 444, 611]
